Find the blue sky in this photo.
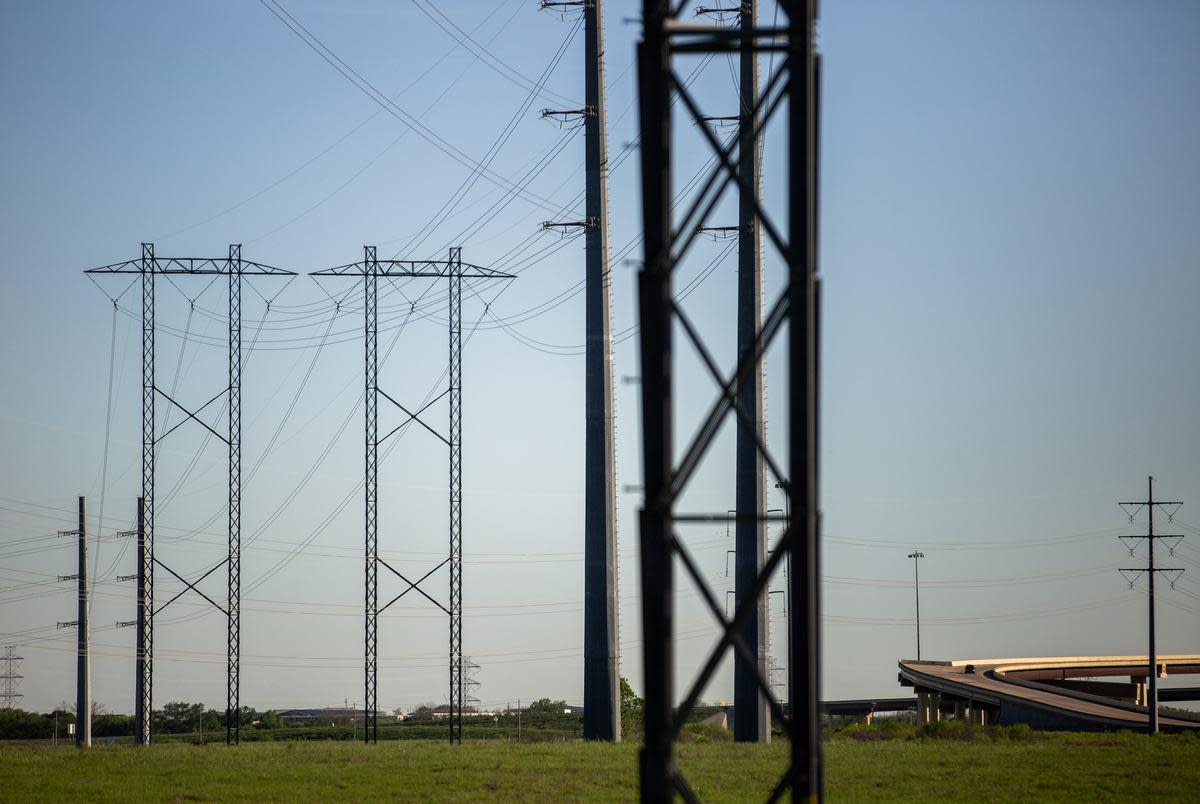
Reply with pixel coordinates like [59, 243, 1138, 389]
[2, 0, 1198, 717]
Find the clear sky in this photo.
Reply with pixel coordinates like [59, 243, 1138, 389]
[2, 0, 1198, 717]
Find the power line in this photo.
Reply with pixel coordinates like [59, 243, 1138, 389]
[257, 0, 574, 217]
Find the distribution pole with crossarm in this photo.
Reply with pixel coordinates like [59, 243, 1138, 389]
[1118, 477, 1186, 735]
[83, 245, 295, 745]
[310, 247, 513, 744]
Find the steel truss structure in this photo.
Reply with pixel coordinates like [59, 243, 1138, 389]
[636, 0, 821, 800]
[84, 244, 295, 746]
[311, 247, 513, 744]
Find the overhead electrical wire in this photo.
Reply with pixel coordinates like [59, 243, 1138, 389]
[257, 0, 575, 218]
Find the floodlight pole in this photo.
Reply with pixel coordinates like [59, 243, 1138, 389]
[907, 551, 924, 661]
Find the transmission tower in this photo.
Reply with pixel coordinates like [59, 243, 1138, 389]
[465, 657, 482, 710]
[635, 0, 821, 799]
[310, 247, 513, 745]
[1118, 476, 1185, 734]
[539, 0, 621, 742]
[695, 0, 772, 744]
[83, 244, 295, 745]
[1, 647, 23, 708]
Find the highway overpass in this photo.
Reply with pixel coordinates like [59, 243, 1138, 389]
[898, 654, 1200, 732]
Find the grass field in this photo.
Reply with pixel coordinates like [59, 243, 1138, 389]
[2, 729, 1198, 802]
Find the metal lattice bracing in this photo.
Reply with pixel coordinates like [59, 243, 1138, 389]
[364, 246, 379, 744]
[83, 244, 294, 747]
[0, 647, 23, 708]
[139, 244, 155, 747]
[311, 248, 512, 746]
[227, 244, 242, 745]
[635, 1, 820, 800]
[135, 496, 148, 744]
[447, 247, 465, 745]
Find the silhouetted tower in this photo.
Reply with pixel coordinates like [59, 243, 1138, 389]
[540, 0, 621, 741]
[733, 0, 770, 745]
[634, 0, 821, 798]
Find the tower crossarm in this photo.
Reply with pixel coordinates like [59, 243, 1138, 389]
[310, 259, 513, 279]
[84, 256, 295, 275]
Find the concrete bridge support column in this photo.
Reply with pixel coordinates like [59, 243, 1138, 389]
[917, 692, 941, 724]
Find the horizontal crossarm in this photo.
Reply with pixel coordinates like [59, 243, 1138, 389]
[310, 260, 514, 279]
[84, 257, 295, 275]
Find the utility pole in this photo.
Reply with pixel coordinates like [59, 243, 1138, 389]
[693, 0, 772, 742]
[907, 551, 924, 661]
[1118, 477, 1185, 734]
[734, 0, 769, 745]
[0, 647, 23, 708]
[540, 0, 620, 742]
[71, 496, 91, 748]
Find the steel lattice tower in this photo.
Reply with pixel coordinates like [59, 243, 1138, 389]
[447, 247, 465, 744]
[311, 247, 512, 744]
[360, 246, 380, 742]
[1, 647, 24, 708]
[84, 244, 294, 746]
[635, 0, 821, 799]
[139, 245, 155, 747]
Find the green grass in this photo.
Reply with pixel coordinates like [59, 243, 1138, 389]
[2, 729, 1198, 802]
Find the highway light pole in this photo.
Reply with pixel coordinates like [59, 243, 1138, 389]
[908, 551, 924, 661]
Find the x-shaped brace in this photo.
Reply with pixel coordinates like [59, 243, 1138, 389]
[377, 387, 450, 447]
[154, 557, 228, 617]
[155, 385, 230, 446]
[377, 556, 450, 616]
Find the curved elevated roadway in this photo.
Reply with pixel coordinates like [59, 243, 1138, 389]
[898, 654, 1200, 731]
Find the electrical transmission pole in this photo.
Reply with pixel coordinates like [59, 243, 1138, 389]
[539, 0, 621, 742]
[311, 247, 513, 745]
[635, 0, 820, 798]
[83, 245, 294, 745]
[734, 0, 768, 745]
[1118, 477, 1185, 735]
[1, 647, 24, 709]
[56, 498, 91, 746]
[76, 496, 90, 748]
[692, 0, 773, 742]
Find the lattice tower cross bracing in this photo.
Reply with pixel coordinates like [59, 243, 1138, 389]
[310, 248, 513, 744]
[83, 245, 295, 746]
